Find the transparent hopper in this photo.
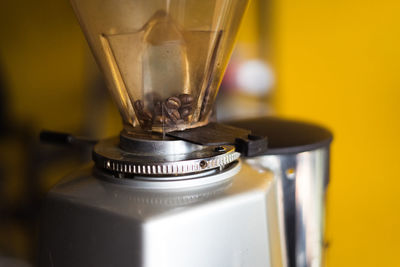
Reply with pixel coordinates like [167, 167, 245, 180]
[70, 0, 249, 133]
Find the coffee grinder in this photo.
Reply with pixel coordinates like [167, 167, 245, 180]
[39, 1, 333, 267]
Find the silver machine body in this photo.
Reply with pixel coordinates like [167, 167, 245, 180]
[39, 117, 332, 267]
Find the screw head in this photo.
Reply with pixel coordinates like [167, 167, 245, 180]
[286, 168, 296, 180]
[200, 160, 207, 169]
[214, 146, 225, 152]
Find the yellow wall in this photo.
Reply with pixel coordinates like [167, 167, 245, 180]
[0, 0, 86, 131]
[270, 0, 400, 266]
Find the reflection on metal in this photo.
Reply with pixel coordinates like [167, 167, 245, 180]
[95, 160, 242, 189]
[40, 116, 332, 267]
[93, 137, 239, 177]
[246, 146, 330, 267]
[39, 163, 285, 267]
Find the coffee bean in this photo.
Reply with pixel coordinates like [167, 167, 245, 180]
[161, 102, 168, 114]
[153, 115, 165, 124]
[135, 93, 195, 130]
[166, 96, 181, 109]
[153, 115, 161, 123]
[162, 103, 172, 117]
[139, 116, 152, 128]
[178, 94, 194, 107]
[141, 109, 152, 120]
[170, 109, 181, 121]
[164, 117, 172, 125]
[153, 114, 176, 127]
[154, 101, 162, 115]
[161, 102, 179, 122]
[179, 106, 192, 118]
[134, 99, 144, 112]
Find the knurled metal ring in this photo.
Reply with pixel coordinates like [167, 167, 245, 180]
[93, 138, 240, 176]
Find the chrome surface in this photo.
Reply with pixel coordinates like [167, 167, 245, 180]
[39, 162, 285, 267]
[96, 160, 241, 189]
[93, 137, 240, 177]
[120, 130, 204, 155]
[40, 117, 332, 267]
[246, 146, 330, 267]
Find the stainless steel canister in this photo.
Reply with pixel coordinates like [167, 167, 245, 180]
[229, 117, 333, 267]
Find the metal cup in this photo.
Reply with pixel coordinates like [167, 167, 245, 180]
[229, 117, 333, 267]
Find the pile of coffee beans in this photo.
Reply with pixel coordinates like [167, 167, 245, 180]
[134, 93, 194, 128]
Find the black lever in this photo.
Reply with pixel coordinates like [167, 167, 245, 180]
[167, 122, 268, 157]
[39, 130, 98, 147]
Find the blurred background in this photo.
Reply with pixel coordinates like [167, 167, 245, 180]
[0, 0, 399, 266]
